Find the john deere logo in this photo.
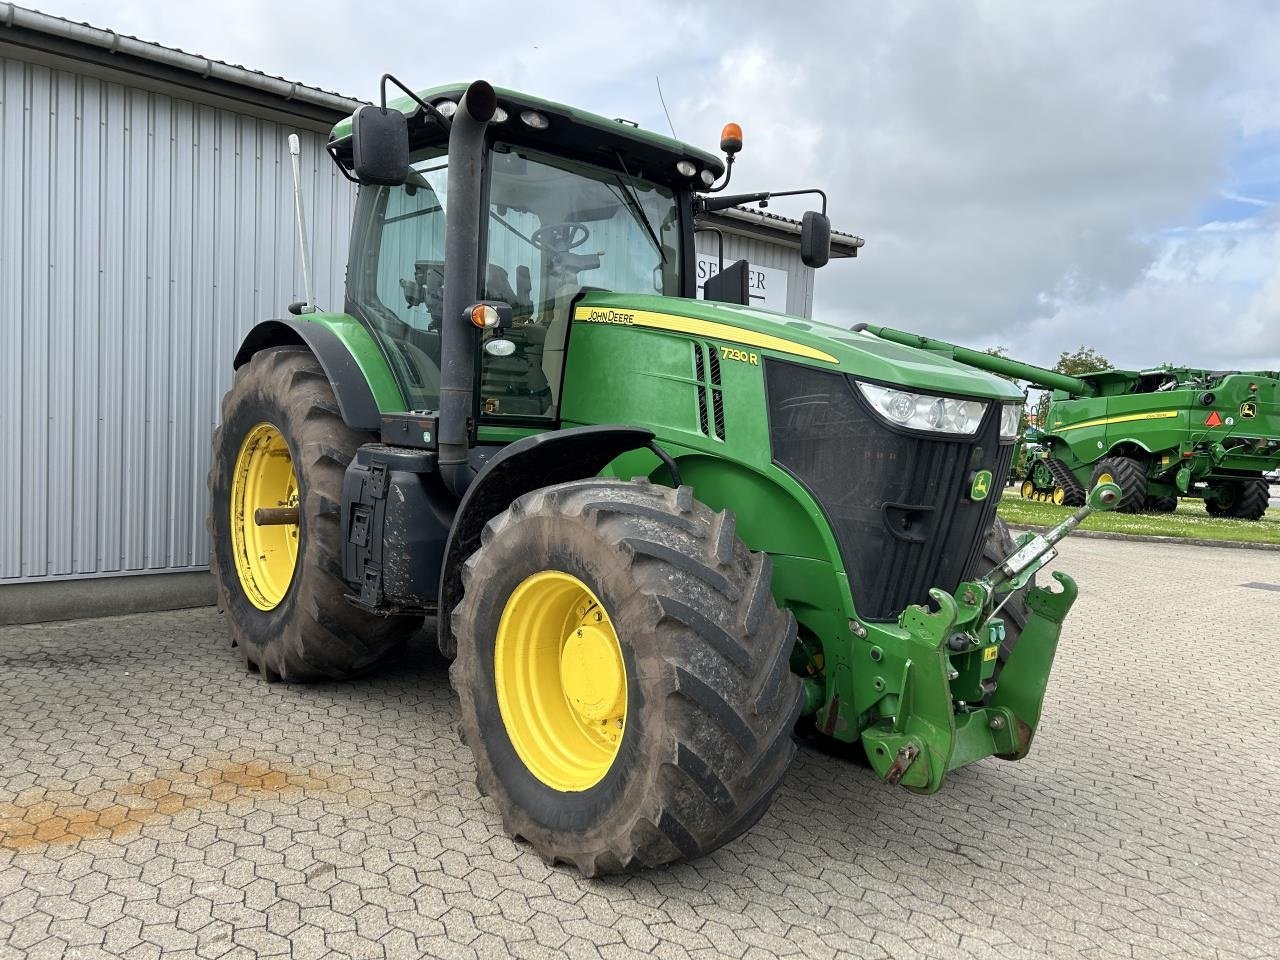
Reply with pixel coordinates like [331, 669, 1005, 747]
[1240, 400, 1257, 420]
[970, 470, 993, 501]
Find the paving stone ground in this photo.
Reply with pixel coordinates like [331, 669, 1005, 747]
[2, 536, 1278, 960]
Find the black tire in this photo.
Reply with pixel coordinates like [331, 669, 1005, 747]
[1148, 495, 1178, 514]
[1090, 456, 1148, 513]
[975, 516, 1032, 667]
[208, 347, 418, 681]
[450, 478, 803, 876]
[1208, 478, 1269, 521]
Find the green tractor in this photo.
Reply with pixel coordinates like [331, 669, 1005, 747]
[210, 78, 1118, 875]
[865, 328, 1280, 519]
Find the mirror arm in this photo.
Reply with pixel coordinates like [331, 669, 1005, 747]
[694, 191, 770, 214]
[325, 139, 360, 184]
[379, 73, 453, 135]
[693, 225, 725, 273]
[765, 187, 828, 216]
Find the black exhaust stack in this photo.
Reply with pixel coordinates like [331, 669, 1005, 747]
[439, 80, 497, 498]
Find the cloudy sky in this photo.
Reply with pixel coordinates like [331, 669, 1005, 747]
[51, 0, 1280, 370]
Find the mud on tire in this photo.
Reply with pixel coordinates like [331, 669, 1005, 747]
[208, 347, 418, 681]
[450, 478, 803, 876]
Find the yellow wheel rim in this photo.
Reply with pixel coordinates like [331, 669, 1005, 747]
[1096, 471, 1114, 485]
[495, 571, 626, 792]
[1020, 480, 1034, 499]
[1052, 486, 1066, 505]
[229, 423, 299, 611]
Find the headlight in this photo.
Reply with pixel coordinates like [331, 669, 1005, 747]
[999, 403, 1023, 440]
[855, 381, 988, 435]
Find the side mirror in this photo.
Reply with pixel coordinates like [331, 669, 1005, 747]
[351, 104, 409, 185]
[800, 210, 831, 268]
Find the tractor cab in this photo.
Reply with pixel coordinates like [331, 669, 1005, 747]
[327, 81, 830, 424]
[345, 136, 682, 419]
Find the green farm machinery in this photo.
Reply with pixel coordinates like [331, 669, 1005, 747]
[864, 327, 1280, 520]
[210, 78, 1119, 875]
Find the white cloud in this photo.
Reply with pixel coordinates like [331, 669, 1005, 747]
[42, 0, 1280, 370]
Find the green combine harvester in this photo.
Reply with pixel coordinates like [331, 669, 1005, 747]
[209, 78, 1120, 875]
[864, 328, 1280, 520]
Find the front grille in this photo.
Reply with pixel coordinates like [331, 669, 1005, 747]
[694, 343, 710, 435]
[708, 346, 726, 439]
[765, 360, 1012, 621]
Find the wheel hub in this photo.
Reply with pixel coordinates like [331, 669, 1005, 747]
[560, 623, 625, 722]
[494, 571, 627, 792]
[229, 422, 299, 611]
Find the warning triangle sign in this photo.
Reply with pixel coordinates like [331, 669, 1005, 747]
[1205, 411, 1223, 427]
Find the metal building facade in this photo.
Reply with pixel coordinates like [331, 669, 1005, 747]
[0, 8, 859, 603]
[0, 40, 357, 585]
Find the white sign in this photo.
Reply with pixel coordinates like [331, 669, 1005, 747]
[695, 254, 790, 313]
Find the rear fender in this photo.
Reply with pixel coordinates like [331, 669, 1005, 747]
[234, 318, 399, 431]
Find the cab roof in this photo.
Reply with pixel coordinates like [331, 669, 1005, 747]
[329, 82, 726, 188]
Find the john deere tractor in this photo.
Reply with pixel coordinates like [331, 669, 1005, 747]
[864, 328, 1280, 519]
[210, 79, 1118, 875]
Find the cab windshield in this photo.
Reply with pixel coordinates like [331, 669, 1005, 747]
[347, 143, 682, 418]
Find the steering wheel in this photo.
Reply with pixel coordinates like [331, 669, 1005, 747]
[531, 222, 590, 253]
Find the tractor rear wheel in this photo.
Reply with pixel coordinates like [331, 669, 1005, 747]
[1090, 456, 1148, 513]
[450, 478, 803, 876]
[1207, 478, 1269, 521]
[208, 347, 419, 681]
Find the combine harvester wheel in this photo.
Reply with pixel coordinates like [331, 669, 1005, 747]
[1089, 456, 1147, 513]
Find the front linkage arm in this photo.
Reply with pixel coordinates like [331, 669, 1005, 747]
[860, 482, 1121, 792]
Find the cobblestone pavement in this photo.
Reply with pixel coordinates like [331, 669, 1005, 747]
[2, 537, 1278, 960]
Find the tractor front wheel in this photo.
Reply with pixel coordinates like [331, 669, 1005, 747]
[1090, 456, 1148, 513]
[208, 347, 418, 681]
[451, 478, 803, 875]
[978, 517, 1032, 667]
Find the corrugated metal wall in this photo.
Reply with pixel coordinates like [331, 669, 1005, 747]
[0, 52, 356, 583]
[0, 48, 813, 586]
[695, 230, 813, 317]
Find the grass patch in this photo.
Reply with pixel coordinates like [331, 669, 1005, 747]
[996, 489, 1280, 545]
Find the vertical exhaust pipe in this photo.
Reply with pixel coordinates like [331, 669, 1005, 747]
[438, 80, 497, 498]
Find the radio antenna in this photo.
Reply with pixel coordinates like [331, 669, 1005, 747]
[655, 75, 678, 139]
[287, 134, 316, 314]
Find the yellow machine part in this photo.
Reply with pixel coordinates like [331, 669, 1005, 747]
[229, 423, 299, 611]
[494, 571, 627, 792]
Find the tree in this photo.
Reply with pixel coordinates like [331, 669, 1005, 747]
[1053, 346, 1112, 376]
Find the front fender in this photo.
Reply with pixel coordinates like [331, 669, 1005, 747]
[436, 425, 657, 658]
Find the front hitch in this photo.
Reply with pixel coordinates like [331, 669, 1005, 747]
[860, 482, 1120, 791]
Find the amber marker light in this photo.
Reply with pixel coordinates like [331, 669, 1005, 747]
[470, 304, 500, 329]
[720, 122, 743, 154]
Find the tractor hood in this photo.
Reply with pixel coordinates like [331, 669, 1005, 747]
[573, 292, 1025, 402]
